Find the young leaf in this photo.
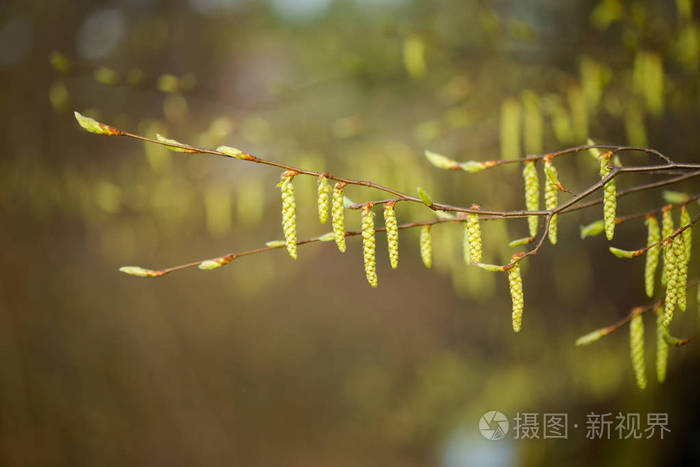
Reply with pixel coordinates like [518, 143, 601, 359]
[460, 161, 495, 173]
[198, 256, 235, 270]
[417, 187, 433, 207]
[475, 263, 505, 272]
[217, 145, 255, 160]
[508, 236, 535, 247]
[609, 247, 642, 259]
[575, 327, 611, 346]
[74, 111, 123, 136]
[118, 266, 163, 278]
[662, 191, 690, 204]
[265, 240, 286, 247]
[156, 133, 196, 152]
[580, 219, 605, 239]
[424, 150, 460, 170]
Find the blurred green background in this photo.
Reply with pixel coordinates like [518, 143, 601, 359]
[1, 0, 699, 465]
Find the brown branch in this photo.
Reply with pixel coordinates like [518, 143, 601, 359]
[75, 114, 700, 276]
[560, 172, 700, 216]
[608, 211, 700, 258]
[116, 128, 700, 218]
[576, 278, 700, 345]
[120, 217, 462, 277]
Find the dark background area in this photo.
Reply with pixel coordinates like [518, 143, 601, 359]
[0, 0, 699, 465]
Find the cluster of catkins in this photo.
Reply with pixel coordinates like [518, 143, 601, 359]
[620, 203, 693, 389]
[277, 171, 525, 323]
[277, 175, 393, 288]
[278, 149, 589, 333]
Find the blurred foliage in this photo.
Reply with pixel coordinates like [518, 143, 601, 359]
[1, 0, 700, 466]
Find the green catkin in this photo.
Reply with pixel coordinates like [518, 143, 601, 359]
[361, 205, 377, 287]
[662, 237, 679, 327]
[660, 206, 674, 285]
[384, 203, 399, 269]
[675, 230, 688, 312]
[508, 254, 524, 333]
[644, 215, 661, 297]
[680, 205, 692, 261]
[467, 204, 482, 263]
[600, 151, 616, 240]
[317, 176, 331, 224]
[678, 206, 692, 311]
[332, 182, 347, 253]
[656, 312, 669, 383]
[544, 159, 558, 244]
[462, 220, 471, 264]
[629, 314, 647, 390]
[420, 225, 432, 269]
[522, 161, 540, 237]
[280, 173, 297, 259]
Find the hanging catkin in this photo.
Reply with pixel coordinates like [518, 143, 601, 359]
[361, 205, 377, 287]
[656, 311, 669, 383]
[675, 231, 688, 312]
[420, 225, 432, 269]
[384, 202, 399, 269]
[279, 172, 297, 259]
[662, 237, 679, 327]
[317, 176, 331, 224]
[332, 182, 347, 253]
[678, 206, 691, 312]
[680, 205, 692, 260]
[599, 151, 616, 240]
[629, 313, 647, 390]
[544, 158, 558, 244]
[644, 215, 660, 297]
[462, 219, 471, 264]
[660, 205, 673, 285]
[678, 205, 693, 311]
[522, 161, 540, 237]
[508, 254, 524, 333]
[467, 204, 482, 263]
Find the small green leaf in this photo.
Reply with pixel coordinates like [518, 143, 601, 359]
[265, 240, 286, 247]
[475, 263, 505, 272]
[434, 210, 455, 220]
[575, 328, 609, 346]
[424, 150, 460, 170]
[543, 161, 565, 192]
[608, 247, 638, 259]
[74, 111, 122, 136]
[587, 138, 602, 160]
[460, 161, 489, 173]
[508, 236, 534, 247]
[662, 190, 690, 204]
[662, 328, 691, 347]
[198, 260, 223, 270]
[156, 134, 195, 152]
[198, 256, 234, 269]
[342, 196, 355, 209]
[417, 187, 433, 206]
[318, 232, 335, 242]
[119, 266, 159, 277]
[217, 145, 254, 160]
[580, 219, 606, 239]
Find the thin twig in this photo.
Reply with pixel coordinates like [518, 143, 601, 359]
[78, 118, 700, 275]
